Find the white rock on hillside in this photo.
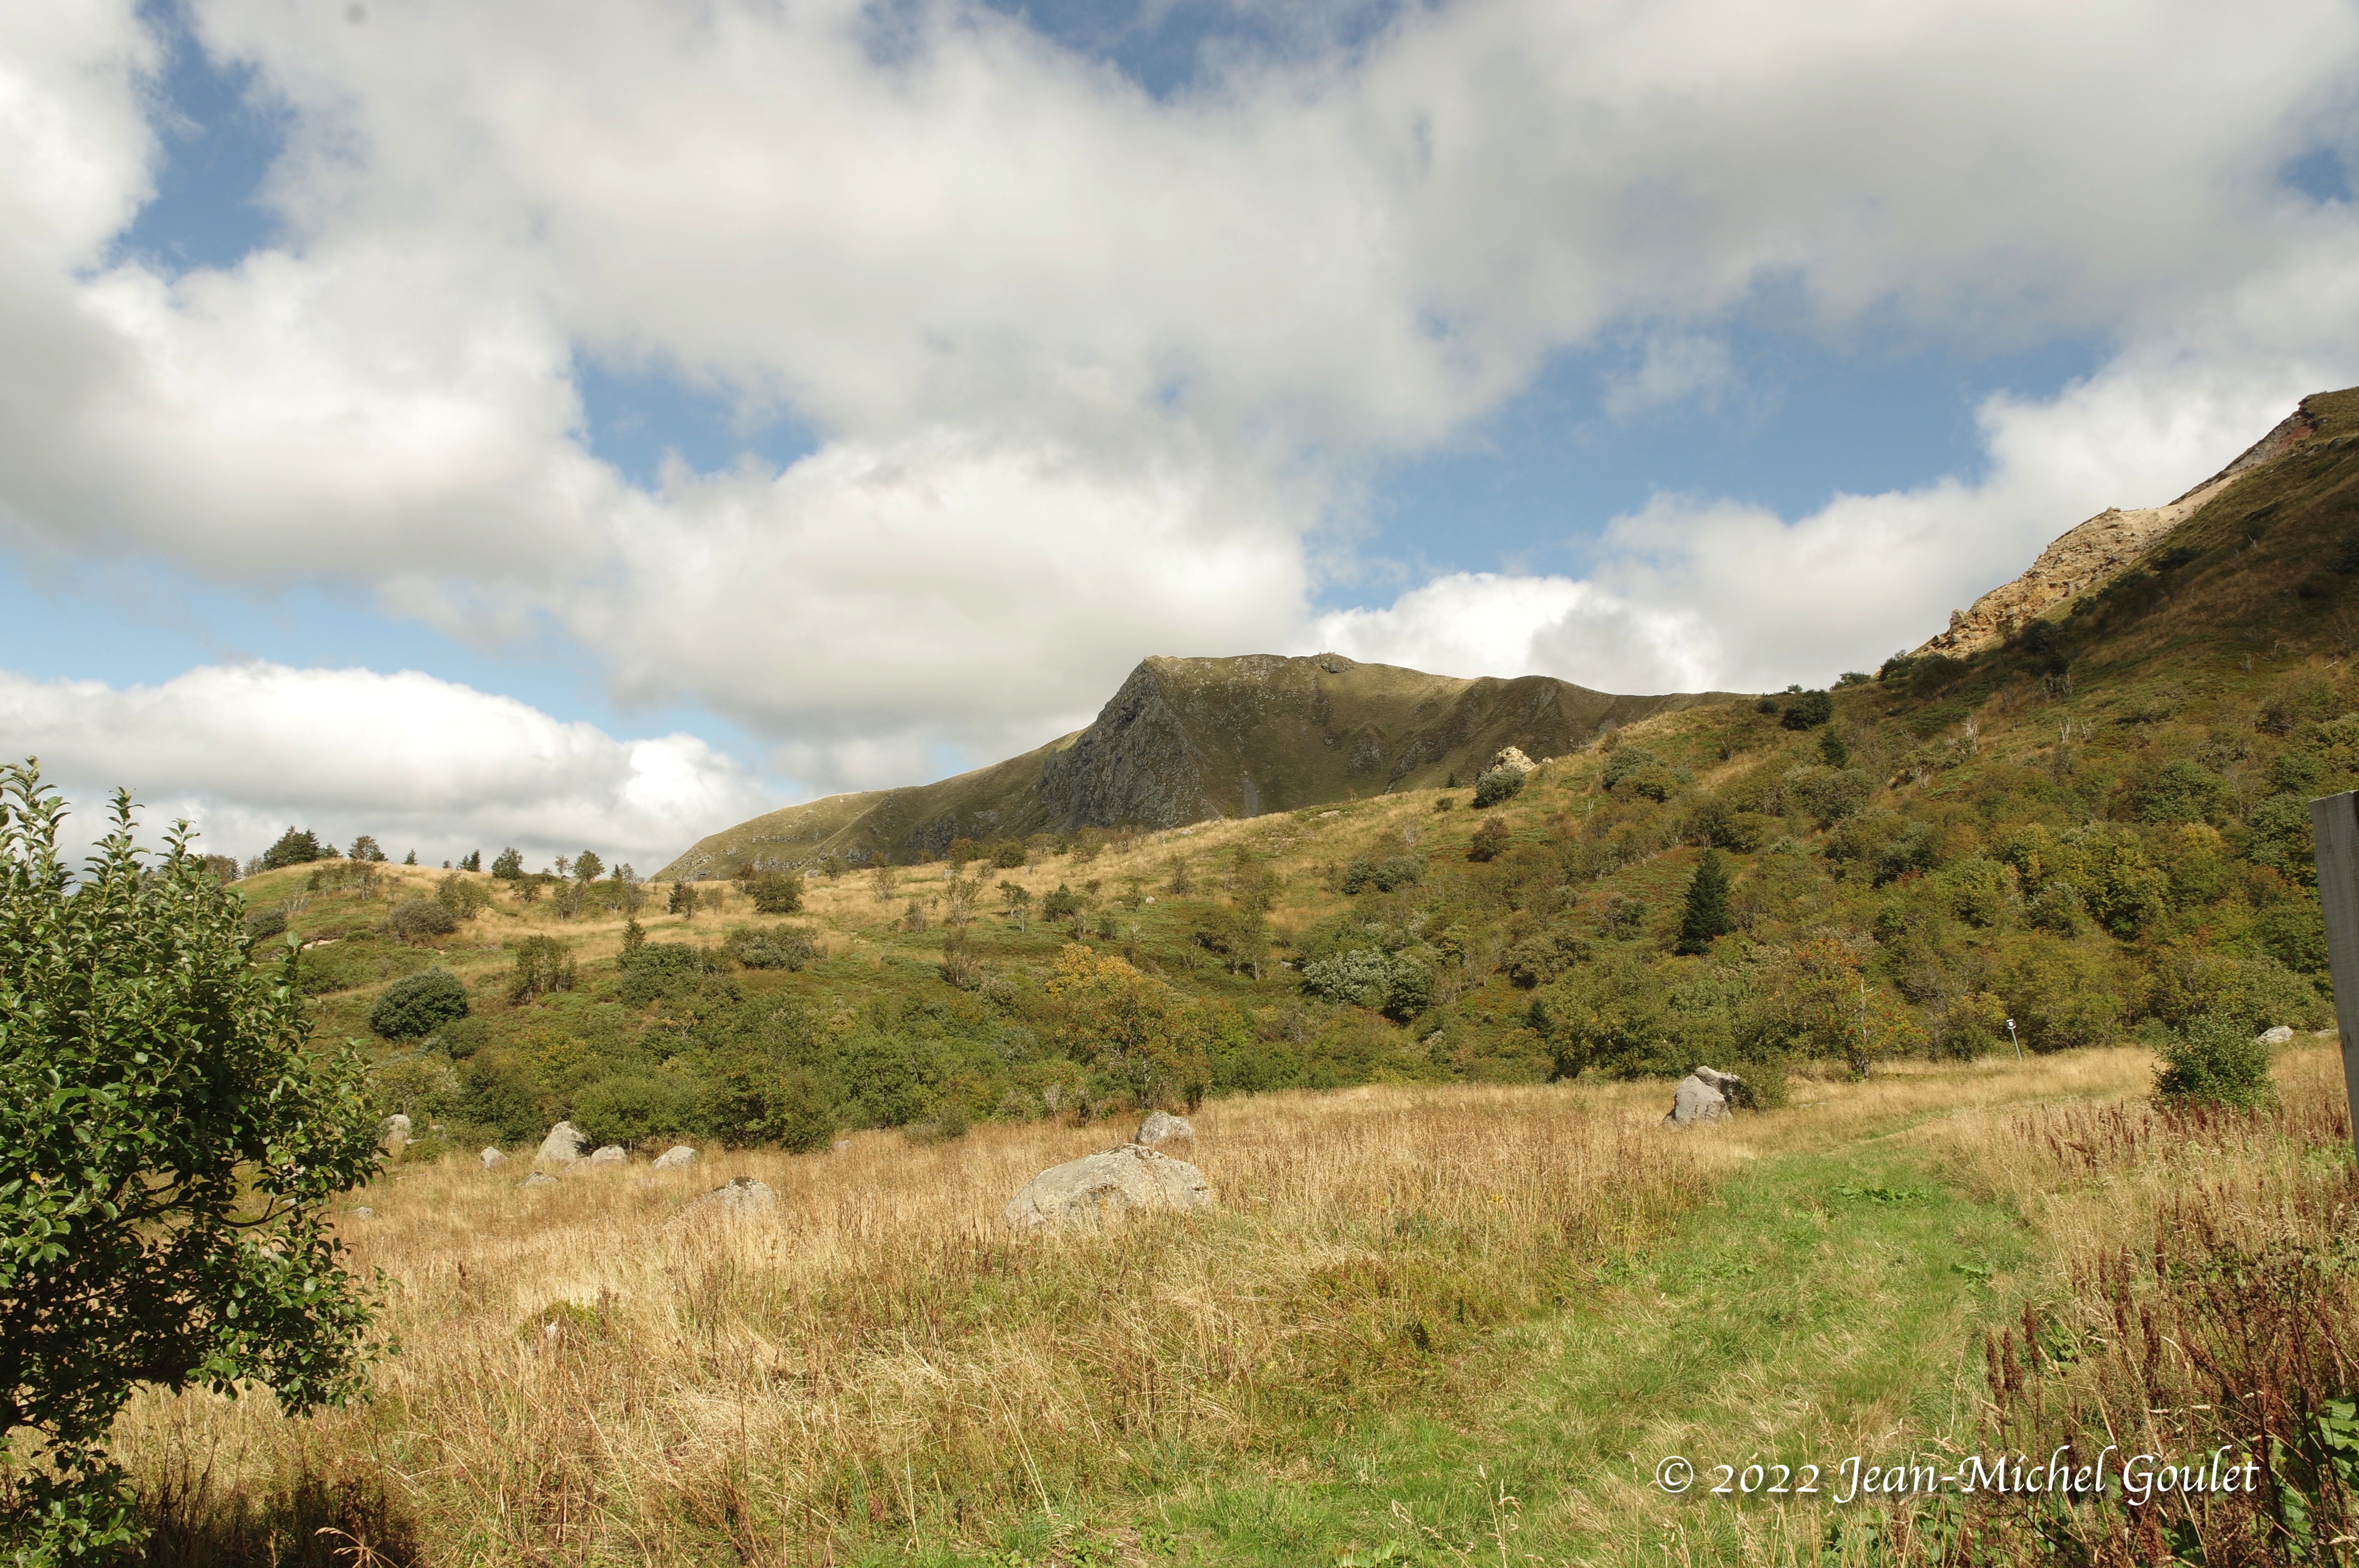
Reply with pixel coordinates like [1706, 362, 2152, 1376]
[651, 1145, 697, 1170]
[1663, 1072, 1732, 1128]
[536, 1122, 589, 1167]
[1489, 746, 1538, 775]
[2260, 1025, 2295, 1046]
[587, 1145, 627, 1165]
[480, 1147, 507, 1169]
[1003, 1145, 1214, 1230]
[685, 1176, 777, 1218]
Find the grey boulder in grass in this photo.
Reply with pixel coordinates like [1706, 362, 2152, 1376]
[1003, 1144, 1214, 1230]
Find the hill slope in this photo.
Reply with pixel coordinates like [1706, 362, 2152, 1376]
[660, 654, 1725, 878]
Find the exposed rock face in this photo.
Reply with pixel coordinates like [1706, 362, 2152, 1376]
[381, 1113, 412, 1150]
[536, 1122, 589, 1167]
[652, 1145, 698, 1170]
[1003, 1144, 1214, 1229]
[587, 1145, 627, 1165]
[480, 1147, 507, 1169]
[1917, 407, 2319, 659]
[685, 1176, 777, 1218]
[1489, 746, 1538, 775]
[1132, 1110, 1194, 1150]
[658, 654, 1725, 875]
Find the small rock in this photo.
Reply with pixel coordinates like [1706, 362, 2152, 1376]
[536, 1121, 589, 1167]
[480, 1147, 508, 1169]
[651, 1145, 697, 1170]
[381, 1112, 411, 1153]
[518, 1171, 558, 1188]
[352, 1206, 374, 1218]
[1004, 1145, 1214, 1230]
[831, 1138, 854, 1154]
[685, 1176, 777, 1218]
[587, 1145, 627, 1165]
[2259, 1025, 2295, 1046]
[1132, 1110, 1194, 1150]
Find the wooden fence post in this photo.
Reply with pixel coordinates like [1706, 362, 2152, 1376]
[2306, 790, 2359, 1159]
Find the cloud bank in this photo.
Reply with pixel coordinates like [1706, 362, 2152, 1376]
[2, 0, 2356, 849]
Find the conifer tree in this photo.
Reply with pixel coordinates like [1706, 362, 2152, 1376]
[1676, 848, 1734, 955]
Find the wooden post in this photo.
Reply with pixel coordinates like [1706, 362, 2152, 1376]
[2306, 790, 2359, 1159]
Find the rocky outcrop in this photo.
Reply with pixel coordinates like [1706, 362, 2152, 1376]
[1489, 746, 1538, 775]
[1664, 1066, 1748, 1128]
[652, 1145, 698, 1170]
[1003, 1144, 1214, 1229]
[1918, 406, 2319, 659]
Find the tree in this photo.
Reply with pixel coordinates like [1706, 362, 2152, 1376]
[402, 850, 418, 866]
[574, 851, 603, 884]
[0, 764, 380, 1551]
[257, 826, 325, 870]
[1817, 728, 1850, 768]
[1044, 945, 1210, 1109]
[1468, 816, 1510, 862]
[667, 880, 698, 918]
[1781, 689, 1834, 730]
[347, 834, 386, 863]
[747, 871, 804, 914]
[1676, 849, 1735, 955]
[369, 967, 470, 1040]
[490, 847, 524, 880]
[458, 850, 481, 873]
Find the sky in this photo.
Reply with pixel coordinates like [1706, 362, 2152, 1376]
[3, 0, 2357, 872]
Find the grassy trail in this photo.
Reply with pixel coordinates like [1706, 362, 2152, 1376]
[1145, 1113, 2039, 1565]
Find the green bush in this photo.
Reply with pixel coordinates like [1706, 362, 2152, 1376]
[747, 871, 805, 914]
[257, 826, 326, 869]
[243, 906, 288, 942]
[1340, 855, 1424, 894]
[1780, 690, 1834, 729]
[1473, 767, 1527, 808]
[618, 942, 709, 1005]
[389, 896, 457, 942]
[991, 840, 1028, 869]
[369, 967, 470, 1040]
[508, 934, 576, 1002]
[490, 847, 523, 880]
[1300, 947, 1430, 1021]
[571, 1073, 698, 1148]
[730, 925, 817, 971]
[2154, 1014, 2274, 1109]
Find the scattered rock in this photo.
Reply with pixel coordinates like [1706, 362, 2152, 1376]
[1132, 1110, 1194, 1150]
[1488, 746, 1538, 775]
[831, 1139, 854, 1154]
[1663, 1071, 1736, 1128]
[352, 1206, 374, 1218]
[1004, 1145, 1214, 1230]
[587, 1145, 627, 1165]
[536, 1121, 589, 1167]
[685, 1176, 777, 1218]
[381, 1113, 411, 1151]
[518, 1171, 558, 1188]
[480, 1147, 507, 1169]
[2260, 1025, 2295, 1046]
[651, 1145, 697, 1170]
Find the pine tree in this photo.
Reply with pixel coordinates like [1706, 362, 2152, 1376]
[1676, 848, 1734, 955]
[1818, 727, 1850, 768]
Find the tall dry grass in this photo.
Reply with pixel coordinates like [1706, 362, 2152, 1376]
[115, 1080, 1718, 1564]
[1906, 1044, 2359, 1565]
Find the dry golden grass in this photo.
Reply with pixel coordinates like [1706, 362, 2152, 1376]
[116, 1078, 1719, 1564]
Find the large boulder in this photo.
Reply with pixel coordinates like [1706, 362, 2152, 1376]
[381, 1113, 412, 1151]
[479, 1146, 507, 1170]
[1132, 1110, 1194, 1150]
[1004, 1144, 1214, 1230]
[2260, 1025, 2295, 1046]
[1663, 1073, 1730, 1128]
[587, 1145, 627, 1166]
[684, 1176, 777, 1218]
[651, 1145, 697, 1171]
[536, 1121, 590, 1167]
[1489, 746, 1538, 775]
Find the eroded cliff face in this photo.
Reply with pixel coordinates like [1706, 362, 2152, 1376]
[1033, 660, 1224, 829]
[1917, 406, 2320, 659]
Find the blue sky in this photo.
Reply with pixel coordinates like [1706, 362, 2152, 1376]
[2, 0, 2353, 864]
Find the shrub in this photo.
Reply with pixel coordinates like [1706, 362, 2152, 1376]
[747, 871, 805, 914]
[0, 766, 379, 1548]
[435, 873, 493, 919]
[508, 934, 576, 1002]
[991, 840, 1028, 869]
[368, 967, 470, 1040]
[618, 942, 709, 1006]
[571, 1073, 697, 1149]
[1780, 689, 1834, 729]
[389, 896, 458, 942]
[490, 847, 523, 880]
[1473, 767, 1527, 808]
[2154, 1014, 2274, 1109]
[1467, 816, 1511, 862]
[2025, 880, 2086, 935]
[731, 925, 817, 971]
[1299, 946, 1431, 1021]
[243, 906, 288, 942]
[1340, 855, 1424, 895]
[2130, 759, 2229, 824]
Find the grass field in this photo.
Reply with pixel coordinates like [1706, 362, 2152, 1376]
[108, 1040, 2356, 1565]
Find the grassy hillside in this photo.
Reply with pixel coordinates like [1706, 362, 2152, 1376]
[660, 654, 1725, 877]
